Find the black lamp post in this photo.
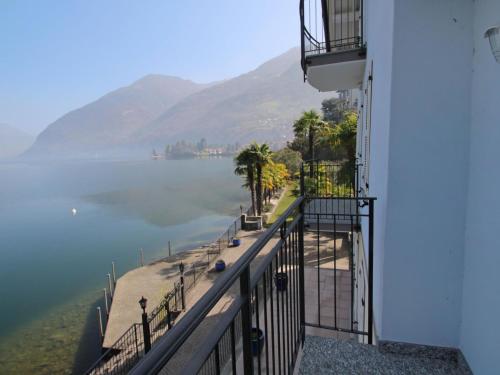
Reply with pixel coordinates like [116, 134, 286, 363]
[179, 262, 185, 310]
[139, 296, 151, 353]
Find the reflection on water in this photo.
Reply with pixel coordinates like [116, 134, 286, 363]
[0, 158, 247, 374]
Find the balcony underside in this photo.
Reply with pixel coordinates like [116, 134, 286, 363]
[305, 48, 366, 91]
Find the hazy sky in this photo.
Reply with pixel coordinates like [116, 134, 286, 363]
[0, 1, 299, 135]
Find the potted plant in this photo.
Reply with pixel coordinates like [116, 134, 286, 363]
[274, 272, 288, 292]
[215, 259, 226, 272]
[232, 237, 241, 247]
[251, 327, 265, 356]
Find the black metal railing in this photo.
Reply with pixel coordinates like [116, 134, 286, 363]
[129, 197, 306, 374]
[303, 160, 359, 198]
[303, 162, 373, 343]
[300, 0, 364, 75]
[109, 164, 374, 374]
[85, 323, 144, 375]
[147, 282, 184, 345]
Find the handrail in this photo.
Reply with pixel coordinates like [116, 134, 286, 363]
[129, 196, 305, 375]
[84, 323, 140, 375]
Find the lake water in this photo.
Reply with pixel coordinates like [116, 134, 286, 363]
[0, 158, 247, 374]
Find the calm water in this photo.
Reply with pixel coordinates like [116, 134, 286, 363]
[0, 158, 247, 374]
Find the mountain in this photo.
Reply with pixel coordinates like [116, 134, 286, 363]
[0, 124, 34, 159]
[25, 48, 332, 158]
[25, 75, 210, 157]
[136, 48, 331, 148]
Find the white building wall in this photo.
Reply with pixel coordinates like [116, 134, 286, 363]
[460, 1, 500, 373]
[374, 0, 473, 347]
[359, 0, 395, 338]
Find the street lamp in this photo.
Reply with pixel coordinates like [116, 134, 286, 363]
[139, 296, 147, 314]
[138, 296, 151, 353]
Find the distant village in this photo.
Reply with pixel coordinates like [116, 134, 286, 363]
[151, 138, 241, 160]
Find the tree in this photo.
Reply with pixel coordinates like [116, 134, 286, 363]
[272, 148, 302, 176]
[234, 147, 257, 216]
[321, 97, 350, 123]
[262, 161, 289, 203]
[248, 143, 272, 216]
[197, 138, 207, 151]
[322, 111, 358, 190]
[293, 110, 328, 161]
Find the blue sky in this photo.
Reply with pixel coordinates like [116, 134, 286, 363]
[0, 1, 299, 135]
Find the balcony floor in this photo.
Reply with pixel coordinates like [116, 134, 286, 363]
[299, 335, 471, 375]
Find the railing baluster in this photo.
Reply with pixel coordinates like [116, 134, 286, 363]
[279, 236, 287, 375]
[285, 231, 292, 374]
[215, 342, 220, 375]
[368, 199, 374, 345]
[255, 283, 262, 375]
[275, 253, 282, 375]
[333, 214, 338, 329]
[298, 192, 306, 346]
[230, 320, 237, 374]
[350, 215, 355, 332]
[269, 265, 276, 375]
[263, 268, 270, 375]
[240, 267, 254, 374]
[316, 214, 321, 326]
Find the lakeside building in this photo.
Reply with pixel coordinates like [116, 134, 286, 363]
[88, 1, 500, 374]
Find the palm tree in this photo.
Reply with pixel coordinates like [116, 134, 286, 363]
[234, 147, 257, 216]
[293, 110, 328, 162]
[248, 143, 272, 216]
[323, 111, 358, 192]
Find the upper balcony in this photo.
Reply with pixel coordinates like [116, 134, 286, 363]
[300, 0, 366, 91]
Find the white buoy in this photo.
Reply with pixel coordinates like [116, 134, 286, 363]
[71, 208, 77, 216]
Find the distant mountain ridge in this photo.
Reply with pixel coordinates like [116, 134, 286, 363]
[24, 48, 332, 158]
[0, 124, 34, 159]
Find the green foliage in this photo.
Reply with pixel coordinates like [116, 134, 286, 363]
[321, 111, 358, 187]
[249, 143, 272, 216]
[235, 143, 289, 216]
[321, 97, 350, 123]
[266, 184, 299, 225]
[292, 110, 329, 161]
[271, 148, 302, 176]
[234, 147, 257, 215]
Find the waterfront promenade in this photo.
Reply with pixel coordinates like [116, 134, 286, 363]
[103, 189, 289, 348]
[103, 247, 209, 348]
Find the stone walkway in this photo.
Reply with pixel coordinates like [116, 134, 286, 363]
[103, 247, 213, 348]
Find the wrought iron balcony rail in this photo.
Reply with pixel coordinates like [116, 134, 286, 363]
[128, 164, 375, 375]
[300, 0, 364, 76]
[129, 197, 306, 374]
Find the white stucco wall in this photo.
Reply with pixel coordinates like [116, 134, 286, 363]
[359, 0, 395, 338]
[378, 0, 473, 347]
[460, 1, 500, 373]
